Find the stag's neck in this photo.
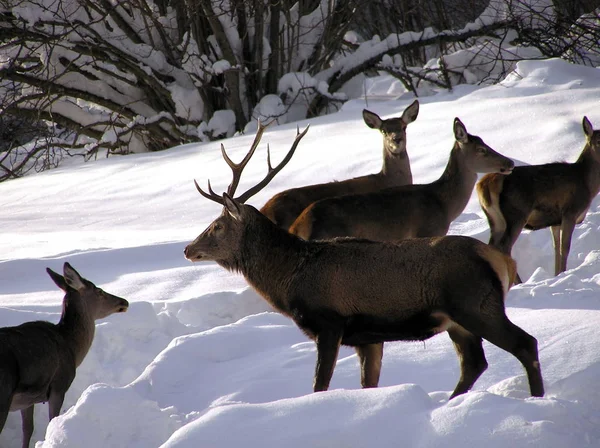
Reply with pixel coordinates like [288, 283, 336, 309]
[226, 218, 306, 314]
[381, 149, 413, 185]
[576, 144, 600, 195]
[57, 295, 95, 367]
[433, 145, 478, 222]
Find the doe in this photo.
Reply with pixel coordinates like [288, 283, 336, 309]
[477, 116, 600, 280]
[0, 263, 129, 448]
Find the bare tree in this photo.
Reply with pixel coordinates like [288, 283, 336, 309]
[0, 0, 598, 180]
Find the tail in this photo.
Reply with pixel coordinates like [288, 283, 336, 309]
[476, 174, 507, 245]
[289, 204, 314, 240]
[477, 244, 518, 295]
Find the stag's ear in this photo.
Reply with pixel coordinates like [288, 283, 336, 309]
[401, 100, 419, 124]
[47, 268, 68, 292]
[62, 263, 86, 291]
[453, 118, 469, 144]
[583, 116, 594, 138]
[223, 193, 243, 221]
[362, 110, 383, 130]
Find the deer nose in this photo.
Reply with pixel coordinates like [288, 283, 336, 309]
[184, 246, 189, 257]
[118, 299, 129, 313]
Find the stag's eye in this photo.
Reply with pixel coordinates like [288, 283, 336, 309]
[477, 147, 487, 155]
[213, 223, 223, 231]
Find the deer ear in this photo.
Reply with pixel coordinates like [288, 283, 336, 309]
[401, 100, 419, 124]
[362, 110, 382, 129]
[47, 268, 68, 292]
[223, 193, 242, 221]
[62, 263, 86, 291]
[453, 118, 469, 144]
[583, 116, 594, 138]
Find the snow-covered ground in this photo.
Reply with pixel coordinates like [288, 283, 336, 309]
[2, 58, 600, 447]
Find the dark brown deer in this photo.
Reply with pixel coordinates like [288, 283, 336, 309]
[183, 128, 544, 399]
[260, 100, 419, 230]
[289, 118, 515, 242]
[477, 116, 600, 281]
[0, 263, 129, 448]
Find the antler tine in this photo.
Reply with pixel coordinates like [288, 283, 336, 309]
[194, 179, 225, 205]
[236, 124, 310, 204]
[224, 121, 271, 197]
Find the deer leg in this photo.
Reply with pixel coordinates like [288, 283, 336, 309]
[313, 329, 343, 392]
[550, 225, 561, 275]
[355, 343, 384, 388]
[447, 327, 487, 399]
[557, 218, 576, 276]
[21, 406, 34, 448]
[471, 316, 544, 397]
[47, 389, 65, 421]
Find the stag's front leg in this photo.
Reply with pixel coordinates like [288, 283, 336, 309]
[355, 343, 384, 388]
[313, 329, 342, 392]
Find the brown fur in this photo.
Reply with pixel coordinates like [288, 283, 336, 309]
[185, 198, 544, 399]
[289, 118, 514, 242]
[0, 263, 128, 448]
[260, 100, 420, 230]
[477, 116, 600, 279]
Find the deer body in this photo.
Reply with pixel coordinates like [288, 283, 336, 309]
[184, 127, 543, 399]
[290, 118, 514, 241]
[260, 100, 419, 230]
[0, 263, 129, 448]
[477, 117, 600, 278]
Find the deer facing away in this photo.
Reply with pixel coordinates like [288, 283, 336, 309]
[289, 118, 514, 241]
[477, 116, 600, 280]
[260, 100, 419, 230]
[184, 126, 544, 399]
[0, 263, 129, 448]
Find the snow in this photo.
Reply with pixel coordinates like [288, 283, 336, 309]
[2, 58, 600, 447]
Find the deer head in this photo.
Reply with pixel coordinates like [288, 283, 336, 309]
[362, 100, 419, 156]
[47, 263, 129, 319]
[185, 124, 309, 265]
[453, 118, 514, 175]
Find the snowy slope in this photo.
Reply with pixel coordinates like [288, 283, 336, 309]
[1, 58, 600, 447]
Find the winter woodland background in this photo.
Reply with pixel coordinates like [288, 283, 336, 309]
[3, 1, 600, 447]
[0, 0, 599, 180]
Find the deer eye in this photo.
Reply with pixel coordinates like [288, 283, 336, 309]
[213, 223, 223, 231]
[477, 147, 487, 154]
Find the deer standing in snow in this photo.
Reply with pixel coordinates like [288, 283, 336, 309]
[184, 125, 544, 399]
[260, 100, 419, 230]
[289, 118, 514, 242]
[0, 263, 129, 448]
[477, 116, 600, 281]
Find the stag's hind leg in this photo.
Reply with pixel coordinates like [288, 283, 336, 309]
[471, 316, 544, 397]
[355, 343, 384, 388]
[447, 326, 488, 399]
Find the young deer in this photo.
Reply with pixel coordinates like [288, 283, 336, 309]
[289, 118, 514, 242]
[184, 127, 544, 399]
[260, 100, 419, 230]
[477, 116, 600, 280]
[0, 263, 129, 448]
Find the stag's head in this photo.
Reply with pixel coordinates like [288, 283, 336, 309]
[362, 100, 419, 155]
[184, 123, 309, 267]
[453, 117, 514, 175]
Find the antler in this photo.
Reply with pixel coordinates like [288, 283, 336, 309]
[194, 122, 310, 205]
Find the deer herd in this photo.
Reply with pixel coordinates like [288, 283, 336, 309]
[3, 101, 600, 447]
